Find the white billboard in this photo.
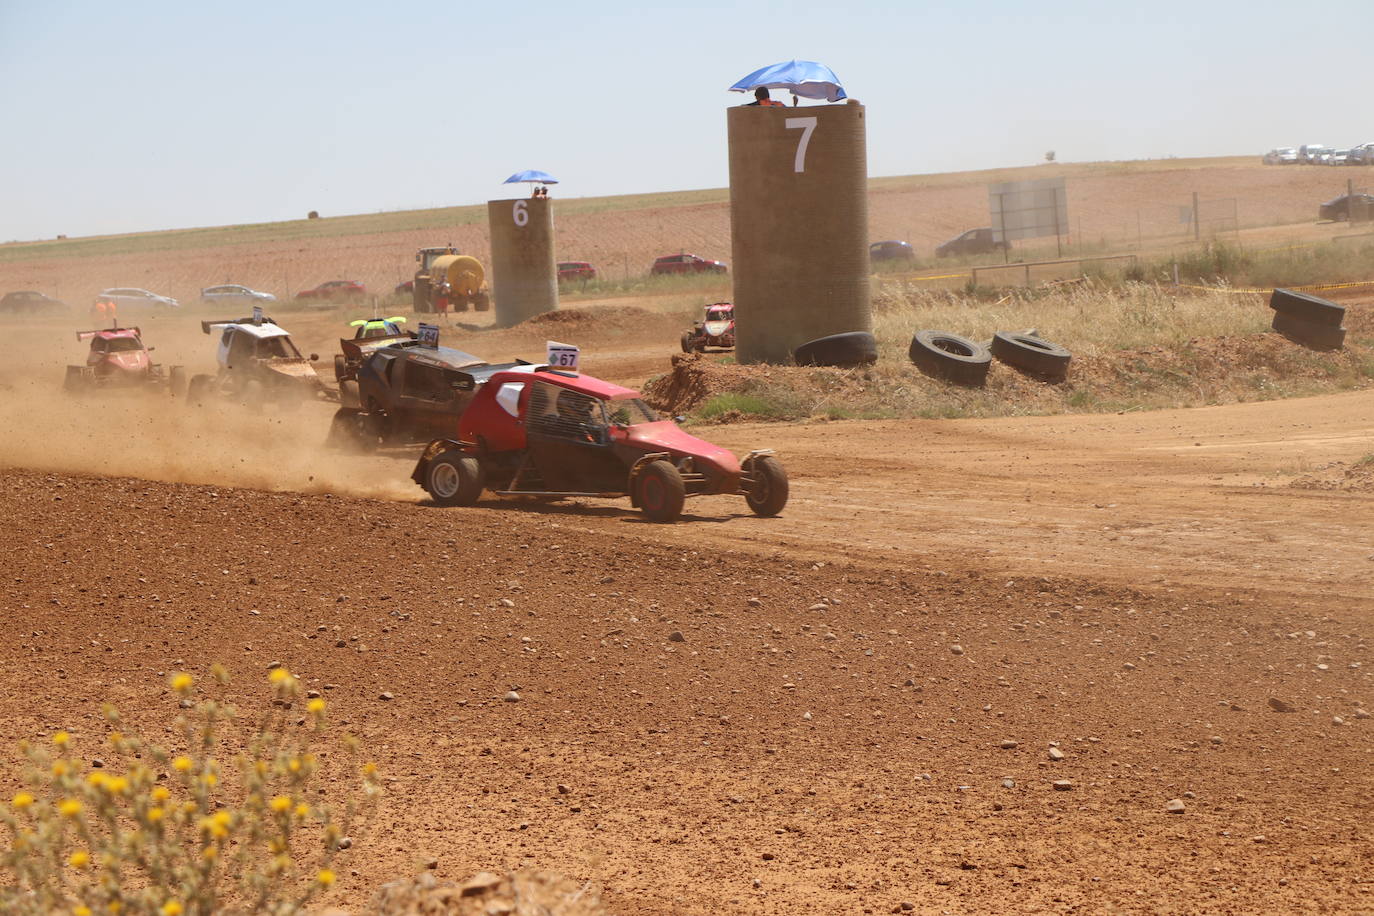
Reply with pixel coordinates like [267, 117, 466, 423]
[988, 177, 1068, 243]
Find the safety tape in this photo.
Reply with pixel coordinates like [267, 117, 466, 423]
[904, 273, 968, 282]
[1179, 279, 1374, 294]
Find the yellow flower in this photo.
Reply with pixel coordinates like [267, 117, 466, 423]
[74, 907, 92, 916]
[212, 810, 232, 828]
[202, 772, 218, 788]
[11, 792, 34, 810]
[59, 799, 82, 817]
[161, 902, 183, 916]
[87, 772, 108, 788]
[287, 758, 301, 774]
[199, 816, 228, 839]
[307, 698, 326, 714]
[151, 786, 170, 802]
[182, 801, 197, 815]
[202, 846, 217, 860]
[145, 807, 165, 824]
[172, 756, 192, 773]
[293, 803, 310, 819]
[103, 776, 129, 795]
[69, 850, 91, 869]
[361, 762, 378, 776]
[53, 760, 70, 777]
[169, 673, 193, 694]
[107, 731, 123, 745]
[268, 668, 290, 684]
[270, 795, 292, 813]
[53, 731, 70, 747]
[317, 868, 336, 887]
[107, 902, 123, 914]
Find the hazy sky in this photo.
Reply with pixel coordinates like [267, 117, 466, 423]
[3, 0, 1370, 241]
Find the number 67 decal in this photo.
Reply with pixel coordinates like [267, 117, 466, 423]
[785, 116, 817, 173]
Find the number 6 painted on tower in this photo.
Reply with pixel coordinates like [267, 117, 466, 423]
[513, 199, 529, 227]
[785, 116, 817, 173]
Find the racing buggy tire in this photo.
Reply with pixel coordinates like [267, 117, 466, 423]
[1271, 312, 1346, 351]
[908, 330, 991, 387]
[1269, 288, 1346, 327]
[793, 331, 878, 368]
[333, 354, 348, 382]
[743, 455, 789, 518]
[63, 366, 88, 394]
[424, 452, 484, 507]
[989, 332, 1072, 381]
[680, 331, 696, 354]
[168, 366, 187, 398]
[186, 374, 213, 405]
[635, 460, 686, 523]
[338, 379, 361, 411]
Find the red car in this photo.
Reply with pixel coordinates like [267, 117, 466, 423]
[650, 253, 728, 276]
[296, 280, 366, 302]
[64, 326, 184, 394]
[411, 365, 787, 522]
[557, 261, 597, 285]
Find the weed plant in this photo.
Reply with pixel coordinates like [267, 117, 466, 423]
[1, 667, 379, 916]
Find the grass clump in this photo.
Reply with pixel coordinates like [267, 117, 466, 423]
[1, 666, 379, 915]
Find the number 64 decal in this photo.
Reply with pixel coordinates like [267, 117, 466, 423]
[513, 199, 529, 227]
[785, 116, 817, 173]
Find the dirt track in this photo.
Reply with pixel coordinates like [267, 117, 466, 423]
[3, 306, 1373, 912]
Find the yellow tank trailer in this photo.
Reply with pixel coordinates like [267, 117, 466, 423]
[411, 246, 491, 313]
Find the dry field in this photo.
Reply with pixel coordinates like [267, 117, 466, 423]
[2, 160, 1374, 914]
[3, 156, 1369, 306]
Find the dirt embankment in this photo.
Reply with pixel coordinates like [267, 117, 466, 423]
[643, 331, 1374, 421]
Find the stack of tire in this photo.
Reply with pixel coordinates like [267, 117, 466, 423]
[1269, 288, 1346, 351]
[907, 330, 1072, 386]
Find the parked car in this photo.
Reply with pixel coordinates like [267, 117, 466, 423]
[1299, 144, 1329, 163]
[98, 287, 179, 309]
[1318, 193, 1374, 221]
[200, 284, 277, 307]
[394, 280, 414, 295]
[1276, 148, 1300, 164]
[1326, 149, 1351, 166]
[650, 253, 727, 276]
[296, 280, 365, 302]
[869, 240, 916, 263]
[1, 290, 65, 314]
[557, 261, 598, 284]
[935, 228, 1010, 258]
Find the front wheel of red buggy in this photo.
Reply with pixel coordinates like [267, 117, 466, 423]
[635, 460, 685, 523]
[743, 455, 789, 517]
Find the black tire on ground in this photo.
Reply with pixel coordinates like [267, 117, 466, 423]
[792, 331, 878, 367]
[334, 354, 348, 382]
[168, 366, 187, 397]
[424, 452, 484, 507]
[680, 331, 696, 354]
[989, 332, 1072, 380]
[474, 293, 491, 312]
[907, 330, 992, 386]
[1269, 288, 1346, 328]
[1272, 312, 1347, 350]
[743, 455, 789, 517]
[186, 374, 212, 405]
[634, 460, 686, 523]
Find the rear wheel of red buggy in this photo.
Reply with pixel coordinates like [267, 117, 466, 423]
[425, 452, 484, 507]
[635, 460, 685, 523]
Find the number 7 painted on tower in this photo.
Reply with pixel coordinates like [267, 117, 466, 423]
[785, 117, 818, 173]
